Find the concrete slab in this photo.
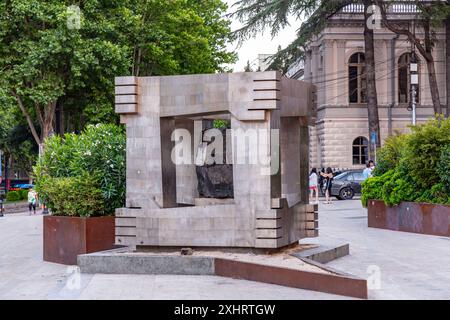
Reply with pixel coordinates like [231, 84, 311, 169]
[291, 243, 350, 264]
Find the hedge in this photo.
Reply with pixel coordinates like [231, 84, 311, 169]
[34, 124, 126, 216]
[362, 117, 450, 207]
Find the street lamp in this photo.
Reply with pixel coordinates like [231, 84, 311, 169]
[410, 59, 419, 126]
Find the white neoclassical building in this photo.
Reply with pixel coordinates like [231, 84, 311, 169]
[288, 2, 448, 170]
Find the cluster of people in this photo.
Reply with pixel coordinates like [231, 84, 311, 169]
[309, 160, 376, 205]
[309, 167, 334, 205]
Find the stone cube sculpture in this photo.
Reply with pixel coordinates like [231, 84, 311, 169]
[115, 71, 317, 249]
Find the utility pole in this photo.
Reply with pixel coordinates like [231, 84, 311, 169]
[410, 56, 419, 126]
[409, 16, 418, 125]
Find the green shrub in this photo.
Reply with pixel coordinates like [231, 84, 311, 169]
[20, 189, 28, 200]
[38, 173, 105, 217]
[6, 191, 21, 202]
[34, 124, 126, 216]
[416, 183, 450, 205]
[373, 133, 407, 176]
[361, 170, 393, 207]
[401, 116, 450, 189]
[437, 143, 450, 195]
[380, 168, 421, 206]
[362, 117, 450, 207]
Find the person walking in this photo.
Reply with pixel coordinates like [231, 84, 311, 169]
[28, 188, 37, 215]
[320, 167, 334, 204]
[309, 168, 319, 204]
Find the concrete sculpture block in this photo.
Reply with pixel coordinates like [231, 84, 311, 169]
[115, 71, 317, 249]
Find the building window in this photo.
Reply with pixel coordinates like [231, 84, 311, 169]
[348, 53, 367, 104]
[398, 53, 419, 104]
[352, 137, 369, 165]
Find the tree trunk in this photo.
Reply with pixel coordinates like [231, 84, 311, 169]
[375, 0, 442, 116]
[363, 0, 381, 160]
[41, 101, 57, 143]
[11, 91, 41, 146]
[424, 19, 442, 115]
[426, 59, 442, 115]
[446, 15, 450, 118]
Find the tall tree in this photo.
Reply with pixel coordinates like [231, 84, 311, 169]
[375, 0, 450, 115]
[0, 0, 236, 147]
[231, 0, 381, 156]
[364, 0, 381, 154]
[446, 14, 450, 118]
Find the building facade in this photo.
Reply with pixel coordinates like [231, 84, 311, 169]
[288, 2, 448, 170]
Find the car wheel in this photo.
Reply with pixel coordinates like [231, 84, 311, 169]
[339, 187, 354, 200]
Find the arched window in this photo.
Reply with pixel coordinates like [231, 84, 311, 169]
[352, 137, 369, 165]
[398, 53, 419, 104]
[348, 53, 367, 104]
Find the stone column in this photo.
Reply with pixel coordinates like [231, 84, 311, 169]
[336, 40, 347, 106]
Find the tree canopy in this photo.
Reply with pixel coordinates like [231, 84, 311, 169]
[0, 0, 237, 146]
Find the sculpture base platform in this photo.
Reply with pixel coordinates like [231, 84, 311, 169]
[77, 244, 367, 299]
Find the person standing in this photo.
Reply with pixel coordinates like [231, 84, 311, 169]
[363, 160, 375, 180]
[320, 167, 334, 204]
[28, 188, 37, 215]
[318, 168, 325, 196]
[309, 168, 319, 204]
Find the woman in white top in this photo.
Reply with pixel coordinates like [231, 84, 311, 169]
[309, 168, 319, 204]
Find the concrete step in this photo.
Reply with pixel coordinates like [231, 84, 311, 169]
[291, 243, 350, 264]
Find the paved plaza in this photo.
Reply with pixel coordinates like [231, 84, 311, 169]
[1, 200, 449, 300]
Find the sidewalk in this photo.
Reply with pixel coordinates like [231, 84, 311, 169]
[0, 212, 348, 300]
[1, 201, 449, 300]
[312, 200, 450, 300]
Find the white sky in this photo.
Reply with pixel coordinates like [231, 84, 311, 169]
[225, 0, 301, 71]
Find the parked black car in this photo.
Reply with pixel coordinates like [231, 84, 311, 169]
[328, 170, 365, 200]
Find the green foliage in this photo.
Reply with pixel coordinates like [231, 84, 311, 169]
[361, 170, 391, 207]
[38, 173, 105, 217]
[213, 120, 230, 129]
[20, 189, 29, 201]
[6, 191, 21, 202]
[362, 117, 450, 207]
[0, 0, 236, 139]
[401, 117, 450, 189]
[380, 169, 421, 206]
[34, 124, 125, 216]
[416, 183, 450, 206]
[231, 0, 357, 71]
[437, 143, 450, 195]
[373, 133, 408, 176]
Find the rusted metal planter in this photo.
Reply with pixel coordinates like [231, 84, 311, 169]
[44, 215, 115, 265]
[368, 200, 450, 237]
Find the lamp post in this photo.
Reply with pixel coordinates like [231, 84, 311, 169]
[410, 58, 419, 126]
